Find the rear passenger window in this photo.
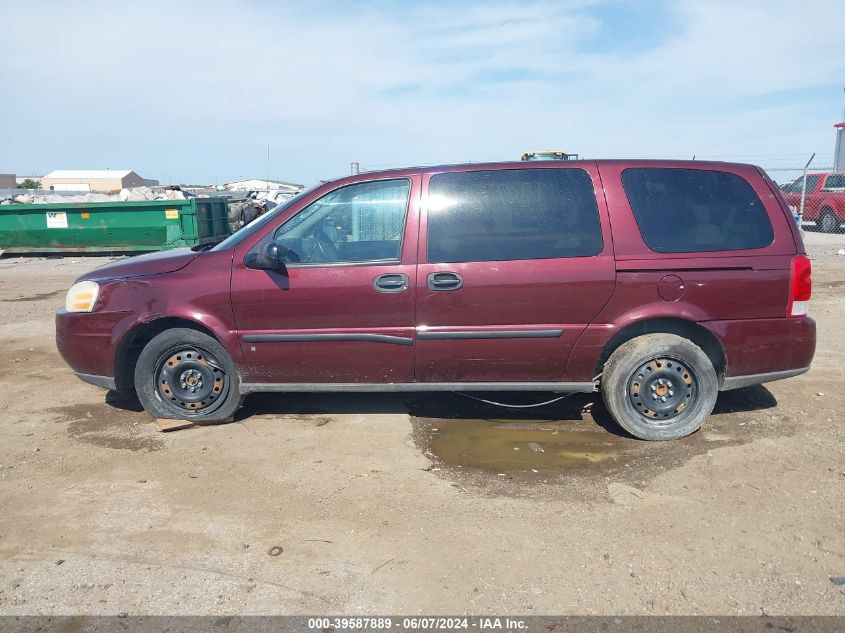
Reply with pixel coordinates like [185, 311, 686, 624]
[426, 169, 603, 263]
[621, 168, 774, 253]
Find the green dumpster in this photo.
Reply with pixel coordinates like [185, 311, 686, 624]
[0, 197, 231, 253]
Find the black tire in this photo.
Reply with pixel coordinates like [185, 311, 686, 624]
[601, 333, 717, 440]
[819, 209, 838, 234]
[134, 328, 243, 422]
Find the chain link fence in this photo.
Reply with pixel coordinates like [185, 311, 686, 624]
[765, 167, 845, 235]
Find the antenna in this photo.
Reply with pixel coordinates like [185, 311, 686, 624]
[266, 145, 270, 189]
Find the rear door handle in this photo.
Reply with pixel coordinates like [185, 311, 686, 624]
[373, 273, 409, 292]
[427, 271, 463, 291]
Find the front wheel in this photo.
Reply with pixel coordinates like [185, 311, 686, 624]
[134, 328, 243, 422]
[601, 333, 718, 440]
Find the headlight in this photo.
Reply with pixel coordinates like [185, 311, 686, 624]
[65, 280, 100, 313]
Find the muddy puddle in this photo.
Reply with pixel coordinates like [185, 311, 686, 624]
[406, 392, 643, 475]
[425, 419, 629, 472]
[406, 391, 767, 482]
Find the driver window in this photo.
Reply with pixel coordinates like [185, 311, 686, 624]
[273, 179, 411, 264]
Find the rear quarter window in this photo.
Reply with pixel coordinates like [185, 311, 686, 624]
[621, 168, 774, 253]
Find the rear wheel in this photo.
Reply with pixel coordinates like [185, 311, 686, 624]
[819, 209, 838, 233]
[134, 328, 243, 422]
[601, 333, 717, 440]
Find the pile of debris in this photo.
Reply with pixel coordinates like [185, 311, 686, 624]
[227, 197, 279, 230]
[1, 186, 190, 205]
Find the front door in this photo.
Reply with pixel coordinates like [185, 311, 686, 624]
[415, 165, 616, 384]
[230, 175, 420, 385]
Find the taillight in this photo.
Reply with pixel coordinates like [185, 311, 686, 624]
[788, 255, 812, 316]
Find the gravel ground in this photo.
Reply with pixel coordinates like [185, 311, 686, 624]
[0, 245, 842, 615]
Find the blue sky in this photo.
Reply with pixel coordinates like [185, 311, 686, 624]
[2, 0, 843, 186]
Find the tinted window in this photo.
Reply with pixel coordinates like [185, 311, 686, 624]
[427, 168, 602, 263]
[823, 174, 845, 189]
[622, 168, 774, 253]
[273, 179, 410, 264]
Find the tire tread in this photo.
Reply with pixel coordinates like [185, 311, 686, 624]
[601, 333, 717, 440]
[133, 328, 243, 423]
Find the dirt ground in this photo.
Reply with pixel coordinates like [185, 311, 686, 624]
[0, 237, 843, 616]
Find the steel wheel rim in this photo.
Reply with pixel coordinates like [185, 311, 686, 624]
[155, 346, 229, 416]
[627, 356, 698, 426]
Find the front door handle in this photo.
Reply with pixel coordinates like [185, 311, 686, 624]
[427, 271, 463, 291]
[373, 273, 409, 292]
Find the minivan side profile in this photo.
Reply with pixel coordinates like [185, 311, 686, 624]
[56, 160, 815, 440]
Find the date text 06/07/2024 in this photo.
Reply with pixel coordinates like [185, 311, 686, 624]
[306, 617, 528, 630]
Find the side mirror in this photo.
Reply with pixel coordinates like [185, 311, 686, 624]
[244, 242, 285, 271]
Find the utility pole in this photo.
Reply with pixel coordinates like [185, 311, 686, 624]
[834, 87, 845, 170]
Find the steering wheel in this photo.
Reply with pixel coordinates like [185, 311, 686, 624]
[311, 225, 340, 261]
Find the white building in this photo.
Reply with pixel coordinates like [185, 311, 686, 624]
[41, 169, 159, 192]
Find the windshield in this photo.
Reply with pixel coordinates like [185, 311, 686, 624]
[211, 185, 319, 252]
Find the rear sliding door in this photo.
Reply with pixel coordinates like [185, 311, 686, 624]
[414, 165, 616, 384]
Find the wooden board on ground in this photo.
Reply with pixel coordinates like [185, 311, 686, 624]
[153, 418, 196, 432]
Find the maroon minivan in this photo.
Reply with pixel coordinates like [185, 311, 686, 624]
[56, 160, 815, 440]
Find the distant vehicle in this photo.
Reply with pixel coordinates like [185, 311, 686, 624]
[781, 172, 845, 232]
[57, 160, 814, 441]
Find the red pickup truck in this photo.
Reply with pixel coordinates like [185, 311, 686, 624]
[781, 172, 845, 232]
